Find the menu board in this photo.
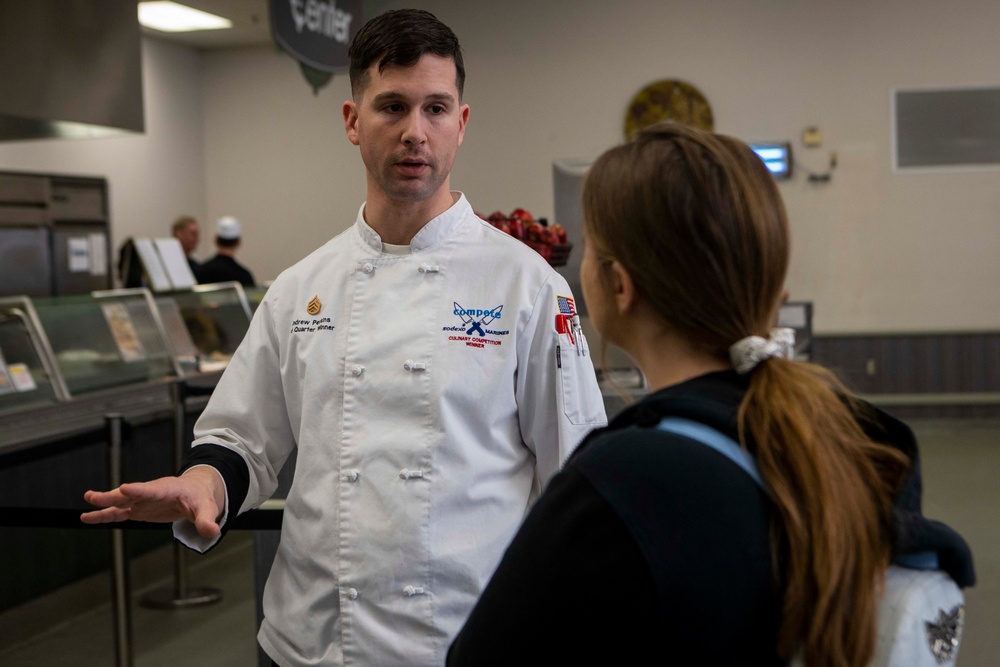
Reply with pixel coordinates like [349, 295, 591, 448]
[133, 239, 173, 292]
[154, 238, 196, 290]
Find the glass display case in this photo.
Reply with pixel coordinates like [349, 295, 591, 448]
[161, 282, 253, 372]
[0, 297, 69, 414]
[32, 289, 180, 396]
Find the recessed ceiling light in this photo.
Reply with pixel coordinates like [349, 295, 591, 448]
[138, 1, 233, 32]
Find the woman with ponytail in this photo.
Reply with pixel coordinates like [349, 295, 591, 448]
[448, 123, 973, 666]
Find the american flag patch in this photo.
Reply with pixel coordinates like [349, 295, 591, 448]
[557, 295, 576, 316]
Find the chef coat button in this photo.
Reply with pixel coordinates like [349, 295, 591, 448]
[352, 365, 365, 376]
[403, 585, 425, 597]
[347, 588, 359, 600]
[362, 262, 375, 274]
[345, 470, 359, 482]
[399, 469, 409, 479]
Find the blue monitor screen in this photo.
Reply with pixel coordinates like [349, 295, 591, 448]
[750, 142, 792, 179]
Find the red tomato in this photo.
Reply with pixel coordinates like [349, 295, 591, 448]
[550, 223, 568, 244]
[509, 208, 534, 223]
[542, 227, 560, 245]
[525, 222, 544, 243]
[508, 218, 524, 240]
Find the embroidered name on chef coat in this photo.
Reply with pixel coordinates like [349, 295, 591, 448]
[290, 295, 336, 334]
[291, 317, 336, 334]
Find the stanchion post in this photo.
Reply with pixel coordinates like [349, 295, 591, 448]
[141, 380, 223, 609]
[106, 413, 133, 667]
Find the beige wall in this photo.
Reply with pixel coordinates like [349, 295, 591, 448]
[3, 0, 999, 332]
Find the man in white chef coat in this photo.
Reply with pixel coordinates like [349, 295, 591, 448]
[82, 9, 605, 667]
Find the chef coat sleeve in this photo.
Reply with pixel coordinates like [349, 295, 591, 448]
[172, 289, 297, 552]
[515, 273, 606, 485]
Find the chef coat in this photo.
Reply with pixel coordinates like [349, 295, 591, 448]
[175, 194, 606, 666]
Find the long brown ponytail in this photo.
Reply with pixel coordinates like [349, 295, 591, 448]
[741, 360, 907, 665]
[583, 123, 910, 666]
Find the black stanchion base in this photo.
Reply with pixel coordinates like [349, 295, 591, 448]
[139, 586, 223, 609]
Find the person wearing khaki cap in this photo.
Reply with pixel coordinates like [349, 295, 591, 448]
[194, 215, 255, 287]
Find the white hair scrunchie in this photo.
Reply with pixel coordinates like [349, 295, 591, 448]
[729, 327, 796, 375]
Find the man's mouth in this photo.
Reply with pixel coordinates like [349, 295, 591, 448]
[395, 158, 430, 176]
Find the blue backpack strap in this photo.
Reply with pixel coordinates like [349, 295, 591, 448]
[655, 417, 766, 491]
[655, 416, 940, 571]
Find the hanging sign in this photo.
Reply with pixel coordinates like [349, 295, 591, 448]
[270, 0, 364, 93]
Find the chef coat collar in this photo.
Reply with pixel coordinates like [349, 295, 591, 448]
[355, 192, 471, 254]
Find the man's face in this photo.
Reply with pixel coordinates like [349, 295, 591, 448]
[343, 54, 470, 205]
[174, 222, 199, 255]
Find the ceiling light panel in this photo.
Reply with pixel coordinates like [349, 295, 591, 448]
[138, 2, 233, 32]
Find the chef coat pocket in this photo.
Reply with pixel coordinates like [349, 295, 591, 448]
[556, 332, 605, 425]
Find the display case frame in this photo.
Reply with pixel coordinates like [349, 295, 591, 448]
[0, 295, 71, 404]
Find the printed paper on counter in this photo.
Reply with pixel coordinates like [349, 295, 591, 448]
[8, 363, 37, 392]
[101, 303, 147, 363]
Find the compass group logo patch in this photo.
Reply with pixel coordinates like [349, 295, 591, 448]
[443, 301, 509, 349]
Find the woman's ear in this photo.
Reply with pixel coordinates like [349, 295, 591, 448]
[608, 259, 638, 316]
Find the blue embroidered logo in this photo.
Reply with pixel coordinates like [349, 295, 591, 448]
[452, 302, 503, 337]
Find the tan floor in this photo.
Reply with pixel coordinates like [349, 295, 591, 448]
[0, 533, 259, 666]
[0, 420, 996, 666]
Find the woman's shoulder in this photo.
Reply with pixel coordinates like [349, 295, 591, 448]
[570, 422, 754, 488]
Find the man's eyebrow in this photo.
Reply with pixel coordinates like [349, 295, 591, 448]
[370, 91, 457, 106]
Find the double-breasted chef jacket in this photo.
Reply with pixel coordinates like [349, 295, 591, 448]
[175, 194, 607, 666]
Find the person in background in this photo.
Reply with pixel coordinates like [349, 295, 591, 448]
[81, 9, 605, 667]
[447, 123, 974, 666]
[171, 215, 201, 272]
[193, 215, 255, 287]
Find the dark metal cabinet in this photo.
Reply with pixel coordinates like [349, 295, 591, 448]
[0, 171, 111, 297]
[0, 226, 52, 296]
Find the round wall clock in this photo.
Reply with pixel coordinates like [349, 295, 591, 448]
[624, 79, 714, 140]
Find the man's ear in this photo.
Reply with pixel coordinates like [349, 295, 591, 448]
[343, 100, 360, 146]
[608, 259, 638, 316]
[456, 104, 470, 147]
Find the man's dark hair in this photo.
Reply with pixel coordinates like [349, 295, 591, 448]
[348, 9, 465, 100]
[216, 236, 240, 249]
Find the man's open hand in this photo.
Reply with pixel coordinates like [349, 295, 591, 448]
[81, 467, 225, 538]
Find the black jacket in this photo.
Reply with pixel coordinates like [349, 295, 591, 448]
[447, 371, 974, 666]
[194, 254, 255, 287]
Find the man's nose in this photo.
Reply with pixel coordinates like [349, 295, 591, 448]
[401, 111, 427, 146]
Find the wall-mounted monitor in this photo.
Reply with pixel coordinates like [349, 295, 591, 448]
[750, 142, 793, 180]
